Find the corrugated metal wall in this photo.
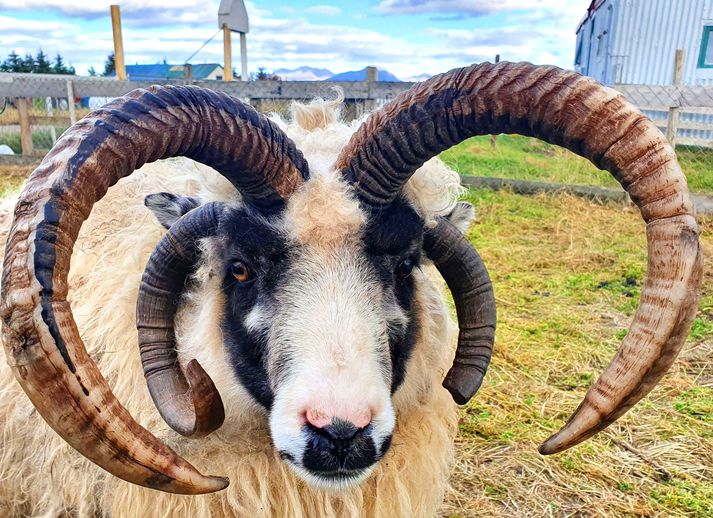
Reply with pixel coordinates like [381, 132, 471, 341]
[576, 0, 713, 85]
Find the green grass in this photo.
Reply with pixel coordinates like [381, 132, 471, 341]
[0, 127, 69, 155]
[443, 188, 713, 517]
[440, 135, 713, 195]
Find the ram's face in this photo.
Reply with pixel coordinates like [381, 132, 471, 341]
[177, 179, 426, 488]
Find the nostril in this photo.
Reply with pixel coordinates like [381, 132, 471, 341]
[305, 408, 331, 429]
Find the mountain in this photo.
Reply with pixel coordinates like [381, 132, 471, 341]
[274, 66, 333, 81]
[326, 67, 402, 82]
[403, 73, 432, 82]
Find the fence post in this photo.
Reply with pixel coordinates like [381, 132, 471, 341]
[666, 49, 685, 146]
[66, 79, 77, 125]
[365, 66, 378, 113]
[491, 54, 500, 147]
[17, 98, 34, 156]
[110, 5, 127, 80]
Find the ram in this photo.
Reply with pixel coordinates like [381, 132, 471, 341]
[0, 62, 702, 517]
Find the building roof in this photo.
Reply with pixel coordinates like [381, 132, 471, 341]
[577, 0, 608, 32]
[111, 63, 223, 80]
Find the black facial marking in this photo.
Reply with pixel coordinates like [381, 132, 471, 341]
[364, 197, 424, 393]
[218, 208, 290, 410]
[144, 192, 200, 229]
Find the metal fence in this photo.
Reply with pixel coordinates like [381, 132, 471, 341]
[1, 72, 712, 187]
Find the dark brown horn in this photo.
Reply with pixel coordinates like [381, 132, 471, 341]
[137, 202, 226, 438]
[1, 85, 309, 494]
[423, 217, 496, 404]
[337, 61, 703, 454]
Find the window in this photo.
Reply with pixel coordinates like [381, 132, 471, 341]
[698, 26, 713, 68]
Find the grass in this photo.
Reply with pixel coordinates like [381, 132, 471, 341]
[440, 135, 713, 195]
[0, 128, 68, 155]
[442, 188, 713, 517]
[0, 164, 35, 197]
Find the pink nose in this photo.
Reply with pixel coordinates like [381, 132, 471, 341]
[305, 407, 372, 430]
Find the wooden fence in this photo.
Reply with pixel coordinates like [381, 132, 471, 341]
[3, 70, 713, 155]
[0, 70, 415, 156]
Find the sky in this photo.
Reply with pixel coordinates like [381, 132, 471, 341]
[0, 0, 591, 79]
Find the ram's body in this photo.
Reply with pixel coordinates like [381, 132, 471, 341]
[0, 102, 464, 517]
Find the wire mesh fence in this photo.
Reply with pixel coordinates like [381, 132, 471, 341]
[616, 83, 713, 194]
[0, 73, 712, 195]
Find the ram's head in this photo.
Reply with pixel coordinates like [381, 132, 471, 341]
[0, 62, 702, 494]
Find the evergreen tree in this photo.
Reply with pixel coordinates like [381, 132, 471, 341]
[0, 51, 22, 72]
[87, 66, 97, 76]
[102, 52, 115, 76]
[250, 66, 279, 81]
[52, 53, 75, 74]
[0, 49, 76, 74]
[21, 53, 35, 73]
[35, 49, 52, 73]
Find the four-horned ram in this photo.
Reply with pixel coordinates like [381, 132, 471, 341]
[0, 61, 703, 517]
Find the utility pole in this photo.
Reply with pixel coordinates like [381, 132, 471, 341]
[223, 24, 232, 81]
[110, 5, 126, 80]
[218, 0, 249, 81]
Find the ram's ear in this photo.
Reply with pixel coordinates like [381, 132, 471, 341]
[145, 192, 201, 229]
[445, 202, 475, 234]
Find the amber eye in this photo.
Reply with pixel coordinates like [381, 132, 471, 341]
[231, 261, 251, 282]
[397, 258, 415, 278]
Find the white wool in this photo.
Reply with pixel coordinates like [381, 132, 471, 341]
[0, 96, 466, 517]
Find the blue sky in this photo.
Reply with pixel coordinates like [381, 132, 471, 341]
[0, 0, 590, 79]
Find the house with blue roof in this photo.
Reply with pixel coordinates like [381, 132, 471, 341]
[111, 63, 226, 81]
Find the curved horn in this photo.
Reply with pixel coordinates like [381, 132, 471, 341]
[137, 202, 226, 438]
[1, 85, 309, 493]
[423, 217, 496, 404]
[337, 61, 703, 454]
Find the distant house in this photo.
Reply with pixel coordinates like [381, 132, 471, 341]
[575, 0, 713, 85]
[110, 63, 226, 81]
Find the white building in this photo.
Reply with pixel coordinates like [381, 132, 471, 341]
[575, 0, 713, 85]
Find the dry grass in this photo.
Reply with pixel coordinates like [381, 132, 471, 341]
[0, 164, 710, 516]
[0, 163, 36, 196]
[442, 189, 713, 517]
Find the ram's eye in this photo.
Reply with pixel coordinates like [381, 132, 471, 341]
[231, 261, 251, 282]
[396, 258, 415, 278]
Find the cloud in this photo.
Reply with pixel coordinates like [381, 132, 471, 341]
[0, 0, 585, 79]
[0, 0, 217, 26]
[377, 0, 586, 17]
[305, 5, 342, 16]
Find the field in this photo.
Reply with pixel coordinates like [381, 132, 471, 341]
[442, 189, 712, 517]
[438, 138, 712, 517]
[0, 137, 711, 517]
[441, 135, 713, 195]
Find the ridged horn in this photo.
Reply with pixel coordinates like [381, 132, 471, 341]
[1, 85, 309, 494]
[423, 216, 496, 404]
[137, 202, 226, 438]
[337, 61, 703, 454]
